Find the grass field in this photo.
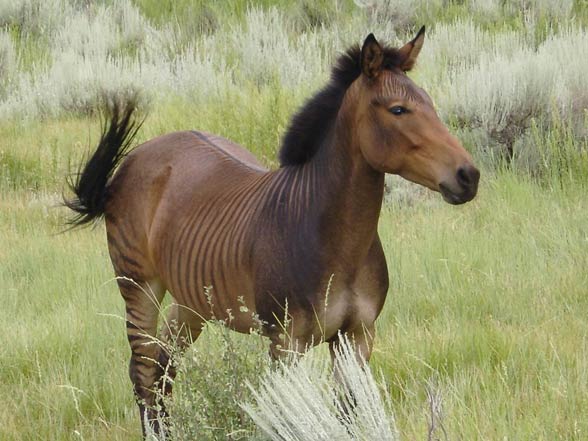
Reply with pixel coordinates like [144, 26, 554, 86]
[2, 1, 588, 440]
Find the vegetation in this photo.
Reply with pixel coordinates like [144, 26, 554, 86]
[2, 0, 588, 439]
[242, 334, 398, 441]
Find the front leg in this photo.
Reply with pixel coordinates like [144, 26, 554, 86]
[266, 309, 320, 360]
[331, 234, 388, 363]
[328, 323, 376, 364]
[327, 324, 376, 424]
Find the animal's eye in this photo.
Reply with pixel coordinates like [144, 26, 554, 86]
[389, 106, 408, 115]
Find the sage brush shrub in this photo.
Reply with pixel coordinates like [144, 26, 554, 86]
[357, 0, 444, 32]
[437, 28, 588, 163]
[356, 0, 574, 30]
[0, 0, 68, 36]
[2, 1, 588, 174]
[243, 334, 398, 441]
[422, 21, 526, 75]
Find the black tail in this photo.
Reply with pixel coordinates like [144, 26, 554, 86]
[65, 98, 143, 227]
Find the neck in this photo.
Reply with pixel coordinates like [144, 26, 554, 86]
[278, 112, 385, 272]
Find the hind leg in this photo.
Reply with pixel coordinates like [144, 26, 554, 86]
[156, 303, 204, 402]
[160, 302, 204, 348]
[117, 276, 167, 436]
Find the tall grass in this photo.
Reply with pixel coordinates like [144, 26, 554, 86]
[376, 171, 588, 439]
[0, 192, 134, 440]
[4, 170, 588, 439]
[0, 29, 16, 98]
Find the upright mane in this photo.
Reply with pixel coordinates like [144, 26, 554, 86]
[278, 42, 404, 167]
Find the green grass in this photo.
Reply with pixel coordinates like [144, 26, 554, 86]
[0, 191, 135, 440]
[377, 172, 588, 439]
[2, 1, 588, 439]
[2, 157, 588, 439]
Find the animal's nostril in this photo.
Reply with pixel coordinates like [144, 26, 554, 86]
[456, 165, 480, 190]
[456, 167, 471, 187]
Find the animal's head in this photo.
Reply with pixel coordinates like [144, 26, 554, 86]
[352, 28, 479, 204]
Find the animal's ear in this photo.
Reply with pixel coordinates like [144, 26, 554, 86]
[361, 33, 384, 79]
[397, 26, 425, 72]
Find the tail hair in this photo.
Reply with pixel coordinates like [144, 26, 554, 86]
[64, 95, 144, 227]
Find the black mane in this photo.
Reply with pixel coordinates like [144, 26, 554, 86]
[278, 43, 403, 166]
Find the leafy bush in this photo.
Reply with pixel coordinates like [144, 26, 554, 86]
[152, 320, 271, 441]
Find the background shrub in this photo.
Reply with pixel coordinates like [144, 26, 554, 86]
[2, 0, 587, 182]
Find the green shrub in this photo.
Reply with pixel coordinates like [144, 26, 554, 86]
[156, 321, 271, 440]
[148, 328, 398, 441]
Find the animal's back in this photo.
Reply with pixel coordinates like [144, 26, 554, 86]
[104, 130, 270, 328]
